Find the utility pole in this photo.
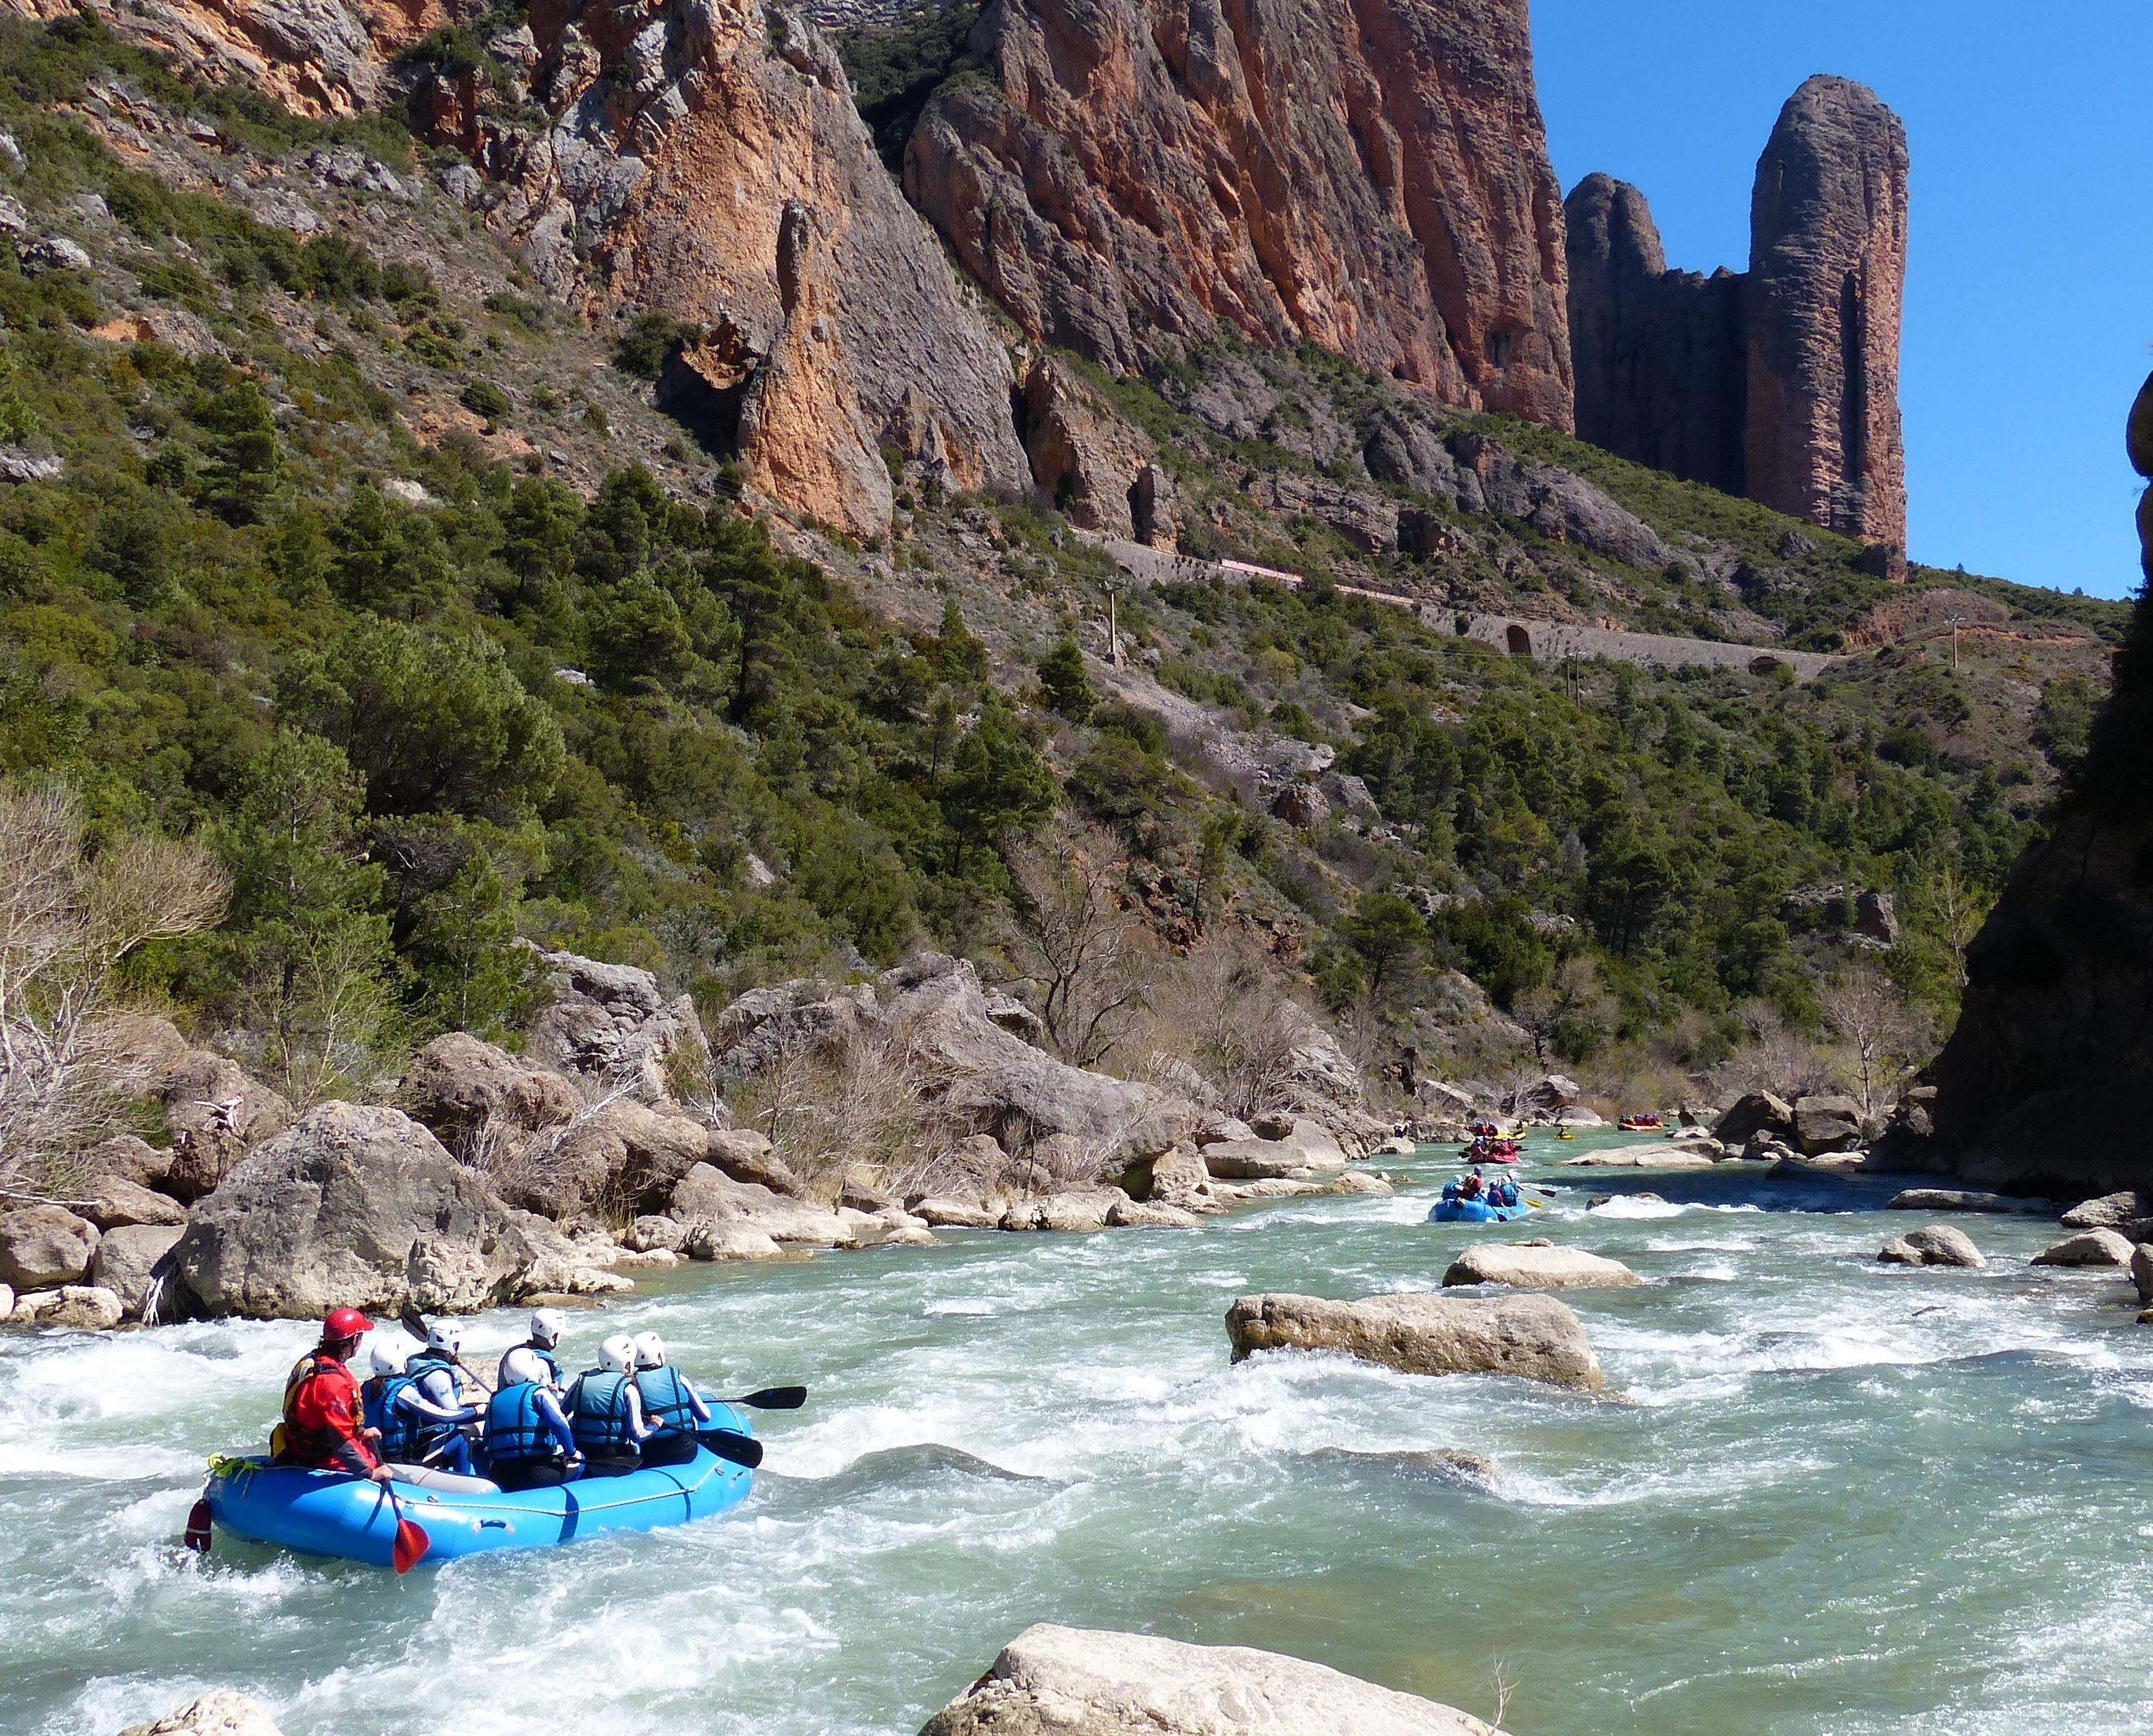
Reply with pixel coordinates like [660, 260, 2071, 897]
[1943, 613, 1966, 668]
[1103, 576, 1123, 667]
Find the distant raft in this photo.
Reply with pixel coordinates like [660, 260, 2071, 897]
[1426, 1198, 1531, 1224]
[204, 1424, 752, 1569]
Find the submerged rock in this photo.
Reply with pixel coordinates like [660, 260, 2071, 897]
[1878, 1226, 1986, 1269]
[1225, 1291, 1602, 1392]
[1886, 1188, 2045, 1215]
[1442, 1244, 1640, 1291]
[917, 1622, 1503, 1736]
[119, 1690, 284, 1736]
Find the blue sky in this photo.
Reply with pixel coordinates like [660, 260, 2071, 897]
[1531, 0, 2152, 599]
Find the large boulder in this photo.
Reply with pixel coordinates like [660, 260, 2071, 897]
[1224, 1291, 1603, 1391]
[401, 1032, 580, 1152]
[522, 945, 711, 1098]
[2133, 1243, 2153, 1304]
[1878, 1225, 1986, 1269]
[667, 1163, 854, 1248]
[90, 1223, 184, 1315]
[1712, 1090, 1794, 1147]
[77, 1175, 187, 1231]
[2062, 1191, 2153, 1230]
[168, 1103, 622, 1320]
[2031, 1228, 2136, 1269]
[1517, 1074, 1582, 1116]
[12, 1284, 124, 1330]
[1886, 1188, 2046, 1215]
[0, 1205, 98, 1289]
[917, 1624, 1502, 1736]
[119, 1690, 284, 1736]
[1792, 1093, 1863, 1155]
[142, 1026, 295, 1202]
[1442, 1244, 1640, 1291]
[77, 1134, 175, 1193]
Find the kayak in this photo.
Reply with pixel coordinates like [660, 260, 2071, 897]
[204, 1427, 752, 1568]
[1427, 1198, 1531, 1223]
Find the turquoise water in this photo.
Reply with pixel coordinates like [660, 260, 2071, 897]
[5, 1133, 2152, 1735]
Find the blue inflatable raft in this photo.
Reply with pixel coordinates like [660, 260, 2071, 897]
[205, 1419, 752, 1568]
[1427, 1198, 1531, 1223]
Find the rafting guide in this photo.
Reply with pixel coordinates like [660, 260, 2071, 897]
[186, 1306, 807, 1571]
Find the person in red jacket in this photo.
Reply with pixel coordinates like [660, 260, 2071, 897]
[274, 1307, 393, 1483]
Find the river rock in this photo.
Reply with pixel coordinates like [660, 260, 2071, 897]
[682, 1221, 787, 1262]
[1225, 1291, 1602, 1392]
[1199, 1139, 1318, 1181]
[908, 1195, 1003, 1230]
[1887, 1188, 2045, 1215]
[1326, 1169, 1394, 1197]
[1002, 1190, 1122, 1233]
[141, 1025, 295, 1202]
[2031, 1228, 2136, 1269]
[0, 1282, 10, 1318]
[119, 1689, 285, 1736]
[624, 1215, 689, 1253]
[1792, 1094, 1864, 1155]
[12, 1283, 124, 1329]
[90, 1223, 184, 1314]
[1442, 1244, 1640, 1290]
[703, 1128, 800, 1195]
[1713, 1090, 1795, 1147]
[916, 1622, 1500, 1736]
[0, 1205, 99, 1288]
[1559, 1144, 1715, 1168]
[2061, 1192, 2153, 1230]
[1878, 1226, 1986, 1269]
[2133, 1244, 2153, 1305]
[1105, 1197, 1202, 1229]
[77, 1175, 189, 1231]
[667, 1163, 852, 1247]
[168, 1103, 622, 1320]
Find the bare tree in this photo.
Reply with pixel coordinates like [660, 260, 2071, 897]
[0, 784, 227, 1189]
[1512, 956, 1613, 1064]
[1002, 823, 1152, 1068]
[1825, 962, 1924, 1119]
[1128, 938, 1308, 1124]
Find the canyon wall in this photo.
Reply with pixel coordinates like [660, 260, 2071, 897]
[1565, 75, 1907, 549]
[1918, 375, 2153, 1197]
[904, 0, 1574, 428]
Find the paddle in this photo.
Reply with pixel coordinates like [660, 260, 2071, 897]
[398, 1304, 495, 1396]
[689, 1426, 765, 1470]
[719, 1385, 807, 1411]
[382, 1479, 430, 1574]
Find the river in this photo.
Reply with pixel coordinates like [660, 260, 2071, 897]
[5, 1132, 2151, 1736]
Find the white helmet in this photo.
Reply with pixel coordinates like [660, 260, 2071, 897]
[596, 1333, 635, 1374]
[500, 1346, 548, 1387]
[630, 1331, 665, 1370]
[369, 1341, 407, 1377]
[424, 1321, 462, 1356]
[528, 1307, 567, 1349]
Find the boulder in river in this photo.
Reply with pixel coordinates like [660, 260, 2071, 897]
[1792, 1093, 1864, 1155]
[2061, 1191, 2153, 1230]
[0, 1205, 98, 1289]
[90, 1223, 183, 1314]
[168, 1102, 625, 1320]
[11, 1283, 124, 1329]
[119, 1689, 285, 1736]
[1442, 1244, 1640, 1290]
[1878, 1225, 1987, 1269]
[1887, 1188, 2045, 1215]
[1225, 1291, 1602, 1391]
[1713, 1090, 1795, 1147]
[916, 1622, 1503, 1736]
[2132, 1244, 2153, 1304]
[667, 1163, 854, 1247]
[2031, 1228, 2136, 1269]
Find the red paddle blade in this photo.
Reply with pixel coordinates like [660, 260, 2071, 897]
[183, 1498, 213, 1555]
[391, 1515, 429, 1574]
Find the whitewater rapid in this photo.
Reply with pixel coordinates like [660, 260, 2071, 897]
[6, 1142, 2153, 1736]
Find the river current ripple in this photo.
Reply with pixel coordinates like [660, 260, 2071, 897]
[5, 1135, 2152, 1736]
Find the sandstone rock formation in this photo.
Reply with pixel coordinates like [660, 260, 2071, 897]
[1224, 1290, 1602, 1390]
[905, 0, 1572, 427]
[1441, 1243, 1640, 1290]
[522, 944, 709, 1098]
[917, 1623, 1503, 1736]
[473, 0, 1025, 530]
[1915, 372, 2153, 1195]
[168, 1102, 622, 1319]
[1565, 76, 1906, 547]
[0, 1205, 98, 1291]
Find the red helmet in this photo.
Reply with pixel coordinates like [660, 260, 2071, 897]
[323, 1307, 375, 1341]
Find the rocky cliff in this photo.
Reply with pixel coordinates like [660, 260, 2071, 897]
[1919, 374, 2153, 1196]
[904, 0, 1573, 428]
[1565, 75, 1906, 549]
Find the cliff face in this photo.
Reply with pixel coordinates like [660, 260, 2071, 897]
[904, 0, 1573, 428]
[1565, 76, 1906, 549]
[482, 0, 1025, 533]
[1920, 375, 2153, 1197]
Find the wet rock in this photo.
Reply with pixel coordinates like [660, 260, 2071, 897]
[917, 1622, 1501, 1736]
[12, 1283, 124, 1330]
[119, 1688, 284, 1736]
[0, 1205, 98, 1289]
[1105, 1197, 1202, 1229]
[2133, 1244, 2153, 1305]
[908, 1195, 1003, 1230]
[1878, 1226, 1986, 1269]
[1001, 1190, 1122, 1233]
[90, 1223, 183, 1315]
[1887, 1189, 2046, 1215]
[169, 1103, 623, 1320]
[2030, 1228, 2135, 1269]
[1225, 1291, 1602, 1391]
[681, 1221, 787, 1262]
[1442, 1245, 1640, 1291]
[2061, 1192, 2153, 1230]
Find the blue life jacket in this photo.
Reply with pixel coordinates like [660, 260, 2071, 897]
[377, 1372, 460, 1463]
[500, 1343, 563, 1390]
[568, 1372, 636, 1454]
[484, 1380, 556, 1465]
[406, 1349, 461, 1395]
[360, 1377, 388, 1437]
[1441, 1180, 1461, 1202]
[634, 1365, 698, 1432]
